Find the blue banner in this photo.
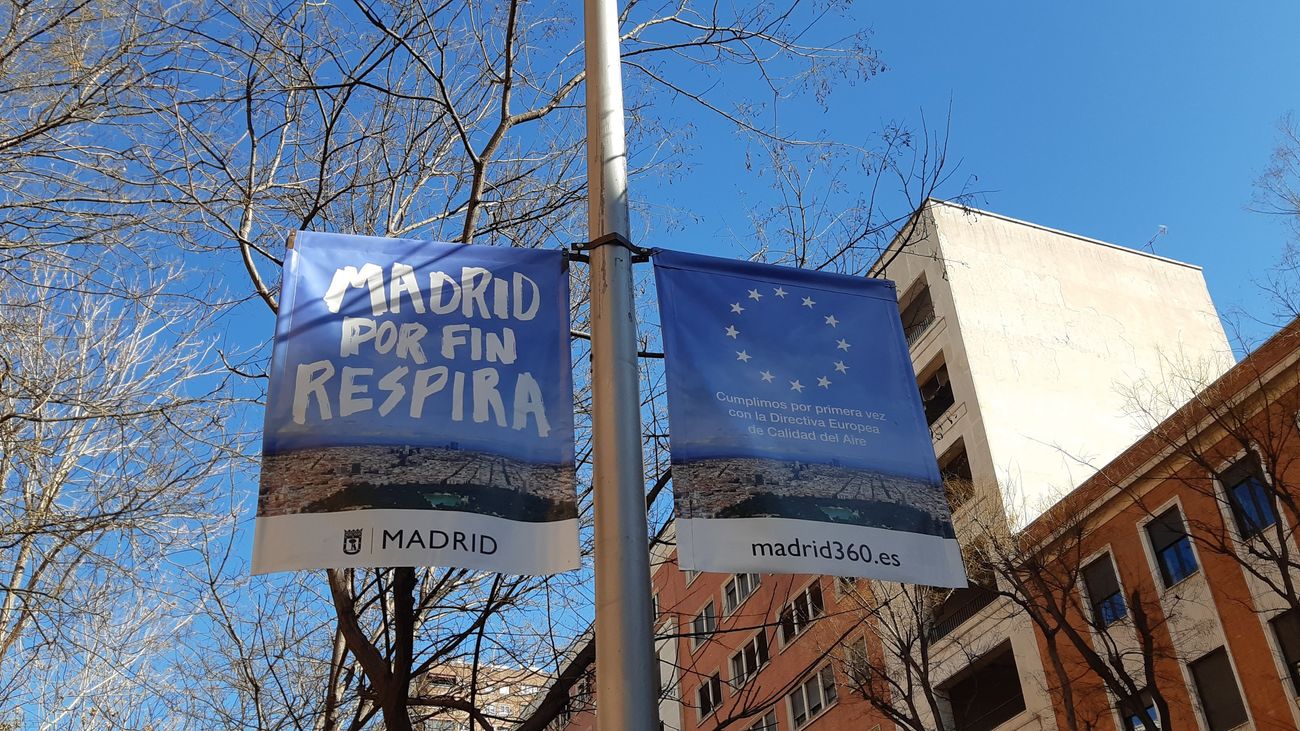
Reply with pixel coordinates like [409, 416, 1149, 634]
[254, 232, 578, 575]
[654, 250, 965, 586]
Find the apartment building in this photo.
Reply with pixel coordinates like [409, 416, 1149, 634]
[413, 662, 549, 730]
[884, 201, 1233, 523]
[1012, 314, 1300, 731]
[541, 202, 1300, 731]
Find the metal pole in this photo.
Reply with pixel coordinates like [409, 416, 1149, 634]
[584, 1, 659, 730]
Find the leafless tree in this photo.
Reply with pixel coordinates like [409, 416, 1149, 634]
[1252, 113, 1300, 323]
[969, 498, 1180, 731]
[0, 3, 257, 725]
[823, 472, 1183, 731]
[155, 524, 347, 731]
[0, 0, 183, 288]
[0, 0, 976, 726]
[835, 580, 964, 731]
[1118, 322, 1300, 617]
[0, 262, 241, 727]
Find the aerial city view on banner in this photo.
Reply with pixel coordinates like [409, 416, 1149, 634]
[256, 234, 963, 586]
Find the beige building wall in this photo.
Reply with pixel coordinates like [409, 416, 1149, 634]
[883, 201, 1234, 526]
[866, 199, 1240, 729]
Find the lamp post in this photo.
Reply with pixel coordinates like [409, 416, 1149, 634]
[583, 0, 661, 729]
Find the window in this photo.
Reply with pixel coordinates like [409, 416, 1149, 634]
[1271, 609, 1300, 695]
[657, 655, 674, 698]
[652, 592, 660, 619]
[1145, 506, 1198, 587]
[684, 569, 700, 584]
[691, 601, 716, 648]
[730, 632, 770, 687]
[939, 440, 974, 509]
[835, 575, 857, 597]
[844, 636, 871, 686]
[748, 711, 778, 731]
[1120, 691, 1159, 730]
[724, 573, 761, 614]
[920, 363, 955, 427]
[1189, 647, 1248, 731]
[697, 672, 723, 720]
[1221, 456, 1277, 539]
[1083, 553, 1126, 627]
[788, 664, 838, 728]
[940, 640, 1026, 731]
[574, 670, 595, 710]
[779, 581, 825, 644]
[899, 281, 936, 346]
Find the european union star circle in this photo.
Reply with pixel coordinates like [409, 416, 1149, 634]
[720, 283, 855, 395]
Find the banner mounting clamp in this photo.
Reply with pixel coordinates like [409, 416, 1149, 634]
[568, 232, 653, 264]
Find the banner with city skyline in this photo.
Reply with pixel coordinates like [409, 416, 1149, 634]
[253, 232, 578, 575]
[654, 250, 966, 587]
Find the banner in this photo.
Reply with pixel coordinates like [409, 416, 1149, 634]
[654, 250, 965, 587]
[254, 232, 578, 575]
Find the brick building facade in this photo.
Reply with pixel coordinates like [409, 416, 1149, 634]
[537, 204, 1300, 731]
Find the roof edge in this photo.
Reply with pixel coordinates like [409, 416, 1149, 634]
[919, 198, 1204, 271]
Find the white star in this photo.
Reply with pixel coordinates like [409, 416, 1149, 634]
[760, 370, 775, 383]
[836, 338, 851, 351]
[801, 296, 816, 308]
[817, 376, 831, 388]
[789, 379, 805, 393]
[736, 350, 752, 363]
[730, 302, 745, 314]
[725, 325, 740, 339]
[824, 314, 839, 327]
[747, 288, 763, 301]
[774, 287, 788, 298]
[834, 360, 849, 374]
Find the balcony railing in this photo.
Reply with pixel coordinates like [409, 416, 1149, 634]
[904, 311, 937, 347]
[954, 694, 1027, 731]
[929, 587, 998, 641]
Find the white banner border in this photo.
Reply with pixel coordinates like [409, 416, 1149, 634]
[677, 516, 966, 588]
[252, 509, 580, 575]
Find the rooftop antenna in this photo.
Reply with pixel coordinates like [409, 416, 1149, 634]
[1143, 225, 1167, 253]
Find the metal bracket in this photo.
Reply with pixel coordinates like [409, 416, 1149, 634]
[567, 232, 653, 264]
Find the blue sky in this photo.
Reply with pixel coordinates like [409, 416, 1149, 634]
[641, 2, 1300, 348]
[187, 0, 1300, 650]
[217, 0, 1300, 508]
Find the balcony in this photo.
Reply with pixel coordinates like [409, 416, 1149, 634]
[920, 364, 954, 428]
[929, 586, 998, 641]
[900, 283, 937, 347]
[940, 442, 974, 510]
[940, 640, 1027, 731]
[956, 695, 1028, 731]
